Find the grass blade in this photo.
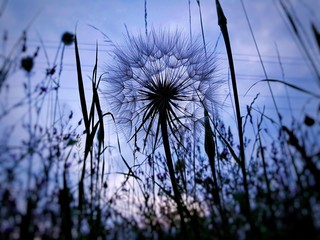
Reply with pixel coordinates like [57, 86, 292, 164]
[74, 35, 89, 131]
[246, 79, 320, 98]
[215, 0, 254, 236]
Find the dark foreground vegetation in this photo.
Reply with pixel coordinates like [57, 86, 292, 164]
[1, 1, 319, 239]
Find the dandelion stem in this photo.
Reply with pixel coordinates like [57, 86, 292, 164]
[159, 112, 187, 238]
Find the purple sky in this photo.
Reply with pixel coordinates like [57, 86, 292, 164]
[1, 0, 319, 170]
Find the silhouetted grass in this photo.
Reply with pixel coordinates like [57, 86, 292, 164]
[0, 1, 320, 240]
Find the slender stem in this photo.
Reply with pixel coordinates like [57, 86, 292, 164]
[204, 110, 221, 207]
[204, 110, 229, 238]
[144, 0, 148, 36]
[241, 0, 282, 121]
[27, 74, 33, 191]
[257, 114, 276, 230]
[159, 112, 187, 238]
[215, 0, 253, 236]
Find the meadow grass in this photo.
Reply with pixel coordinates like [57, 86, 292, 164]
[0, 1, 319, 239]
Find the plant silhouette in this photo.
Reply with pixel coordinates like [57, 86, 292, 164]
[103, 28, 222, 236]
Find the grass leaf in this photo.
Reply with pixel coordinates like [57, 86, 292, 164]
[247, 79, 320, 98]
[74, 35, 89, 131]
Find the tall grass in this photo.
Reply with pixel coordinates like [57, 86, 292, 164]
[0, 1, 319, 240]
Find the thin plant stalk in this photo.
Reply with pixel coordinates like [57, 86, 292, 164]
[196, 0, 207, 56]
[257, 109, 276, 230]
[27, 73, 33, 191]
[279, 0, 320, 85]
[204, 109, 228, 237]
[159, 112, 187, 238]
[215, 0, 253, 234]
[204, 112, 220, 206]
[240, 0, 314, 201]
[144, 0, 148, 36]
[240, 0, 282, 121]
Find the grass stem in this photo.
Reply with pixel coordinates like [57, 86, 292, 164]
[215, 0, 253, 236]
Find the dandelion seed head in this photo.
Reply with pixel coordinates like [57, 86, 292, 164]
[103, 29, 223, 145]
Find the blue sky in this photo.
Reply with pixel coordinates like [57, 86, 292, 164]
[1, 0, 319, 160]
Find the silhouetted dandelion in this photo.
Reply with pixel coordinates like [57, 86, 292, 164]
[103, 28, 222, 235]
[104, 29, 221, 144]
